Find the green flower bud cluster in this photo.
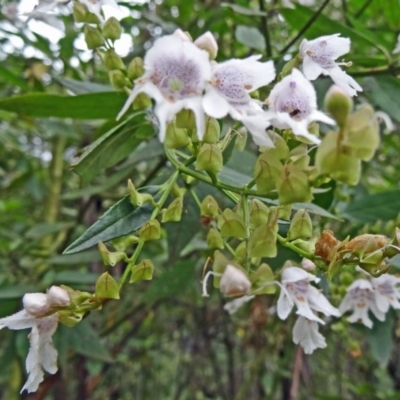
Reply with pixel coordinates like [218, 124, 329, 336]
[316, 87, 380, 186]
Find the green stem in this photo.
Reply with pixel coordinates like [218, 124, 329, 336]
[118, 168, 181, 290]
[242, 194, 251, 271]
[276, 234, 314, 260]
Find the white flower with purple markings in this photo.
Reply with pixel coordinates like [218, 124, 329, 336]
[118, 32, 212, 142]
[203, 56, 276, 147]
[300, 34, 362, 97]
[266, 69, 334, 144]
[339, 279, 385, 328]
[277, 266, 339, 354]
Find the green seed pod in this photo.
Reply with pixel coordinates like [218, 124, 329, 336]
[254, 152, 283, 194]
[109, 69, 128, 89]
[162, 197, 183, 223]
[288, 209, 313, 240]
[130, 259, 154, 283]
[165, 123, 190, 149]
[249, 199, 270, 229]
[276, 164, 313, 205]
[98, 241, 127, 267]
[201, 195, 219, 217]
[250, 263, 276, 294]
[203, 118, 220, 144]
[95, 272, 120, 300]
[102, 16, 122, 41]
[248, 224, 277, 258]
[218, 209, 246, 238]
[127, 57, 144, 80]
[195, 143, 223, 174]
[84, 25, 104, 49]
[139, 219, 161, 242]
[103, 49, 125, 71]
[324, 85, 353, 129]
[176, 109, 196, 130]
[206, 228, 224, 249]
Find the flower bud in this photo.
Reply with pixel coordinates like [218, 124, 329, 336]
[109, 69, 128, 89]
[248, 224, 277, 258]
[127, 57, 144, 81]
[203, 118, 220, 144]
[23, 293, 49, 316]
[176, 109, 196, 130]
[130, 259, 154, 283]
[84, 25, 104, 49]
[218, 209, 246, 238]
[301, 258, 316, 271]
[102, 16, 122, 41]
[219, 265, 251, 297]
[207, 228, 224, 249]
[103, 49, 125, 71]
[249, 199, 270, 229]
[196, 144, 223, 174]
[162, 197, 183, 222]
[139, 219, 161, 241]
[194, 31, 218, 59]
[165, 123, 190, 149]
[324, 85, 353, 129]
[254, 152, 283, 194]
[276, 164, 313, 205]
[128, 179, 154, 207]
[95, 272, 120, 300]
[288, 209, 312, 240]
[173, 29, 192, 42]
[201, 195, 219, 217]
[315, 132, 361, 185]
[279, 54, 301, 79]
[47, 286, 71, 307]
[98, 241, 127, 266]
[251, 263, 276, 294]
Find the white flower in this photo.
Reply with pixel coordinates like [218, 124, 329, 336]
[117, 32, 212, 142]
[223, 295, 255, 315]
[299, 34, 362, 97]
[266, 69, 334, 144]
[203, 56, 276, 147]
[219, 264, 251, 297]
[79, 0, 120, 21]
[292, 316, 326, 354]
[277, 266, 340, 323]
[339, 279, 385, 328]
[371, 274, 400, 313]
[0, 286, 70, 393]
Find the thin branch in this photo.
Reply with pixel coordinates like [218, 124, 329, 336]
[354, 0, 373, 19]
[259, 0, 272, 57]
[280, 0, 331, 54]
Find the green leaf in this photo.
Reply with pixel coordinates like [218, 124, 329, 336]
[235, 25, 266, 51]
[51, 271, 98, 285]
[71, 112, 151, 185]
[0, 91, 128, 119]
[0, 285, 39, 299]
[142, 261, 196, 304]
[363, 76, 400, 123]
[0, 64, 29, 90]
[64, 196, 153, 254]
[366, 313, 393, 368]
[55, 320, 113, 365]
[342, 189, 400, 223]
[54, 76, 113, 94]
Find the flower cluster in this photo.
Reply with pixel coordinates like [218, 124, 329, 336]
[118, 30, 361, 146]
[0, 286, 70, 393]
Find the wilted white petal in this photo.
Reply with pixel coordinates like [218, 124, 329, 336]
[220, 264, 251, 297]
[277, 286, 294, 320]
[47, 286, 70, 307]
[23, 293, 49, 317]
[307, 286, 340, 317]
[281, 266, 319, 284]
[224, 295, 255, 315]
[292, 316, 326, 354]
[0, 310, 35, 330]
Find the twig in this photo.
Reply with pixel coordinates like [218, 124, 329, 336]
[354, 0, 373, 19]
[290, 346, 304, 400]
[280, 0, 331, 54]
[259, 0, 272, 57]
